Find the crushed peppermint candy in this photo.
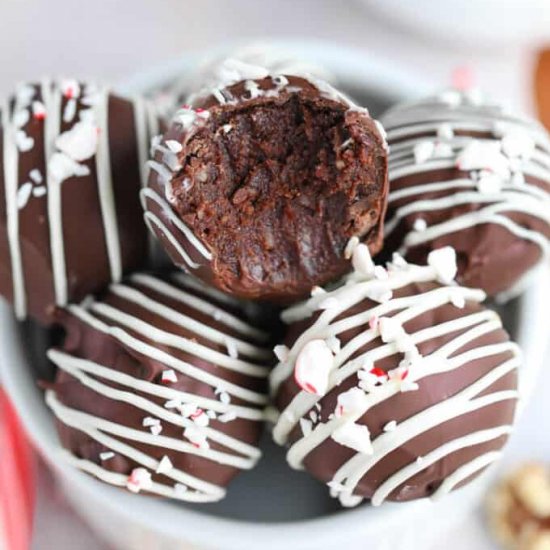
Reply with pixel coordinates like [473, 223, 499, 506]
[29, 169, 42, 183]
[15, 130, 34, 152]
[365, 280, 393, 303]
[427, 247, 458, 284]
[336, 387, 367, 417]
[332, 422, 373, 454]
[126, 468, 153, 493]
[413, 218, 428, 232]
[174, 483, 188, 495]
[165, 139, 183, 153]
[456, 140, 510, 178]
[99, 451, 115, 461]
[48, 152, 90, 182]
[184, 425, 209, 449]
[294, 339, 334, 396]
[310, 285, 326, 297]
[378, 317, 406, 343]
[161, 369, 178, 384]
[32, 101, 46, 120]
[156, 455, 173, 475]
[501, 130, 535, 160]
[55, 121, 98, 162]
[16, 182, 33, 210]
[218, 411, 237, 423]
[413, 141, 435, 164]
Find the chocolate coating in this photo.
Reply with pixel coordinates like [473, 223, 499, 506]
[46, 272, 271, 502]
[271, 251, 519, 505]
[0, 80, 157, 324]
[379, 90, 550, 299]
[143, 68, 388, 302]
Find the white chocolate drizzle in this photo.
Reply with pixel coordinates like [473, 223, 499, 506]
[271, 245, 520, 506]
[381, 89, 550, 300]
[46, 273, 269, 503]
[0, 80, 157, 319]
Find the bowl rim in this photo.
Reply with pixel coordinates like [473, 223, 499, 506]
[2, 39, 549, 550]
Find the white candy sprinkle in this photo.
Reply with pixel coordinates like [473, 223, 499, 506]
[413, 218, 428, 232]
[126, 468, 152, 493]
[336, 387, 367, 416]
[416, 456, 425, 465]
[379, 317, 405, 343]
[383, 420, 397, 432]
[294, 339, 334, 396]
[352, 243, 375, 276]
[15, 130, 34, 152]
[165, 139, 183, 153]
[219, 391, 231, 405]
[450, 290, 466, 309]
[164, 399, 182, 409]
[191, 410, 209, 428]
[48, 152, 90, 182]
[332, 422, 373, 454]
[344, 236, 360, 259]
[184, 426, 209, 449]
[55, 121, 98, 162]
[456, 140, 510, 178]
[29, 169, 43, 183]
[413, 141, 434, 164]
[16, 182, 33, 210]
[218, 411, 237, 423]
[223, 124, 233, 134]
[60, 79, 81, 99]
[156, 456, 173, 475]
[427, 247, 458, 284]
[13, 109, 30, 128]
[142, 416, 160, 428]
[300, 418, 313, 437]
[161, 369, 178, 383]
[99, 451, 115, 461]
[274, 344, 290, 362]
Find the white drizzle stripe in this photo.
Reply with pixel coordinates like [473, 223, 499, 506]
[430, 451, 502, 501]
[283, 341, 517, 464]
[44, 82, 67, 305]
[47, 392, 225, 502]
[106, 282, 270, 360]
[144, 211, 200, 270]
[95, 88, 122, 283]
[2, 98, 26, 318]
[141, 188, 212, 260]
[57, 449, 222, 503]
[332, 362, 518, 500]
[273, 251, 520, 506]
[47, 391, 257, 469]
[47, 349, 264, 421]
[380, 91, 550, 300]
[66, 303, 268, 406]
[131, 273, 268, 342]
[89, 300, 269, 376]
[371, 426, 512, 506]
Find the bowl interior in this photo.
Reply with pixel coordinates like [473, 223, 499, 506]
[1, 40, 546, 550]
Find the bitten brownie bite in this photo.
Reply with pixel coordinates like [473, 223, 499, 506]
[45, 272, 271, 502]
[271, 244, 519, 506]
[0, 79, 159, 324]
[143, 60, 388, 302]
[380, 88, 550, 300]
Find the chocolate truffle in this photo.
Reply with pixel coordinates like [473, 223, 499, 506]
[143, 60, 388, 302]
[379, 88, 550, 300]
[46, 272, 271, 502]
[0, 79, 159, 324]
[271, 244, 519, 506]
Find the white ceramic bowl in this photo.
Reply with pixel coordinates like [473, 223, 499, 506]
[2, 41, 549, 550]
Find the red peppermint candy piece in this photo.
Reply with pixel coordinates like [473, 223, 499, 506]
[294, 339, 334, 396]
